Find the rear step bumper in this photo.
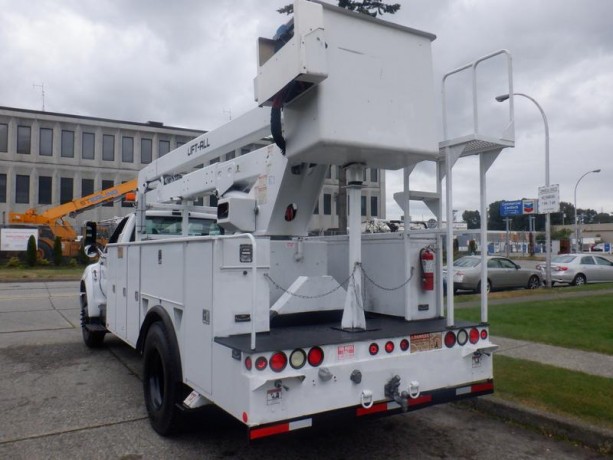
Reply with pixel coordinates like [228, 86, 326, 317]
[248, 379, 494, 440]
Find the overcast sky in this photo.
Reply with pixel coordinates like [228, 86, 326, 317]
[1, 0, 611, 221]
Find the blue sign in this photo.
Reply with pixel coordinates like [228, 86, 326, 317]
[500, 200, 523, 217]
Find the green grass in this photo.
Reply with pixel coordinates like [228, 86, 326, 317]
[0, 266, 84, 281]
[495, 355, 613, 430]
[454, 282, 613, 304]
[456, 295, 613, 355]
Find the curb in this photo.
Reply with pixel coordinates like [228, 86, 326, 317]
[456, 396, 613, 454]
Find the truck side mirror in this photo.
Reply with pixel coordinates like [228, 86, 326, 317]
[84, 222, 98, 257]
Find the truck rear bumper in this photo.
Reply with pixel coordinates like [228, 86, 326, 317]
[248, 379, 494, 440]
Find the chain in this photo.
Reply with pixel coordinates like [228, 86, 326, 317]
[263, 264, 359, 300]
[361, 264, 415, 291]
[264, 262, 414, 299]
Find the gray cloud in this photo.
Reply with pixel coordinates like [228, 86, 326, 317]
[1, 0, 611, 218]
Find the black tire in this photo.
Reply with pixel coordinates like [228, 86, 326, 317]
[38, 241, 53, 261]
[477, 280, 491, 294]
[80, 287, 105, 348]
[572, 274, 587, 286]
[527, 275, 541, 290]
[143, 321, 184, 436]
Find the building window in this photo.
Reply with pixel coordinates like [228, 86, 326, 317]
[15, 175, 30, 203]
[82, 132, 95, 159]
[103, 135, 115, 161]
[61, 130, 74, 158]
[225, 151, 236, 161]
[39, 128, 53, 156]
[17, 126, 31, 154]
[0, 124, 7, 152]
[38, 176, 52, 204]
[101, 180, 114, 206]
[363, 169, 368, 182]
[371, 196, 378, 217]
[82, 178, 94, 197]
[209, 195, 218, 207]
[326, 166, 332, 179]
[0, 173, 6, 202]
[159, 140, 170, 157]
[323, 193, 332, 215]
[60, 177, 73, 204]
[370, 168, 378, 183]
[314, 199, 319, 215]
[122, 136, 134, 163]
[121, 181, 133, 208]
[361, 195, 367, 216]
[141, 138, 152, 164]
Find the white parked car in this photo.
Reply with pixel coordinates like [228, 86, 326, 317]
[537, 254, 613, 286]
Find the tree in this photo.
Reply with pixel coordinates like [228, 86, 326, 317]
[462, 210, 480, 229]
[278, 1, 400, 16]
[594, 212, 612, 224]
[53, 237, 63, 266]
[278, 1, 400, 233]
[26, 236, 37, 267]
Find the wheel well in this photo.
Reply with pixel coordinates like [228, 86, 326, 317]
[137, 306, 180, 360]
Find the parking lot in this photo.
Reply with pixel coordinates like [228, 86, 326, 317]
[0, 281, 604, 459]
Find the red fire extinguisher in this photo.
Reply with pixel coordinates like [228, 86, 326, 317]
[420, 246, 435, 291]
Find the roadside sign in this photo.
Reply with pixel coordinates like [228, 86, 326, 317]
[538, 184, 560, 214]
[0, 228, 38, 251]
[522, 199, 537, 215]
[500, 200, 522, 217]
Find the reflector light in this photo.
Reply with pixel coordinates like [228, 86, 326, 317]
[369, 343, 379, 355]
[255, 356, 268, 371]
[400, 339, 409, 351]
[444, 331, 456, 348]
[385, 341, 394, 353]
[457, 329, 468, 346]
[245, 356, 252, 371]
[480, 329, 488, 340]
[469, 328, 479, 344]
[289, 349, 306, 369]
[270, 352, 288, 372]
[308, 347, 324, 367]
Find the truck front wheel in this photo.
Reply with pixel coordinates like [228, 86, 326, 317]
[143, 321, 183, 436]
[80, 288, 105, 348]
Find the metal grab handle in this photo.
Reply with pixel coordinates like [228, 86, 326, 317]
[408, 381, 421, 399]
[360, 390, 374, 409]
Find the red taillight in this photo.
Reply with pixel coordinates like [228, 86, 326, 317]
[308, 347, 324, 367]
[245, 356, 252, 371]
[385, 341, 394, 353]
[270, 352, 287, 373]
[255, 356, 268, 371]
[400, 339, 409, 351]
[469, 328, 479, 344]
[480, 329, 488, 340]
[555, 266, 568, 271]
[369, 343, 379, 355]
[444, 331, 456, 348]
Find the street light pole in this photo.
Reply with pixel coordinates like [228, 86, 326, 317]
[574, 169, 601, 252]
[496, 93, 551, 288]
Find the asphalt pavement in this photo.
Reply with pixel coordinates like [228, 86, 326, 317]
[0, 280, 611, 457]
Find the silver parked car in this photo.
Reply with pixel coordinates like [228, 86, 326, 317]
[537, 254, 613, 286]
[444, 256, 542, 293]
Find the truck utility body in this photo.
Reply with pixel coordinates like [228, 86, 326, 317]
[81, 0, 515, 440]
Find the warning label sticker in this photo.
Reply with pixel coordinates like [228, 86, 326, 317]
[267, 388, 281, 405]
[337, 344, 355, 360]
[410, 332, 442, 353]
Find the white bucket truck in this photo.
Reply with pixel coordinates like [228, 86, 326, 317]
[81, 0, 515, 440]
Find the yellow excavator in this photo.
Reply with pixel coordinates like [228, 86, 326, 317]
[9, 179, 137, 260]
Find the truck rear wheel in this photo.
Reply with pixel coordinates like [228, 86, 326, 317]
[143, 321, 184, 436]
